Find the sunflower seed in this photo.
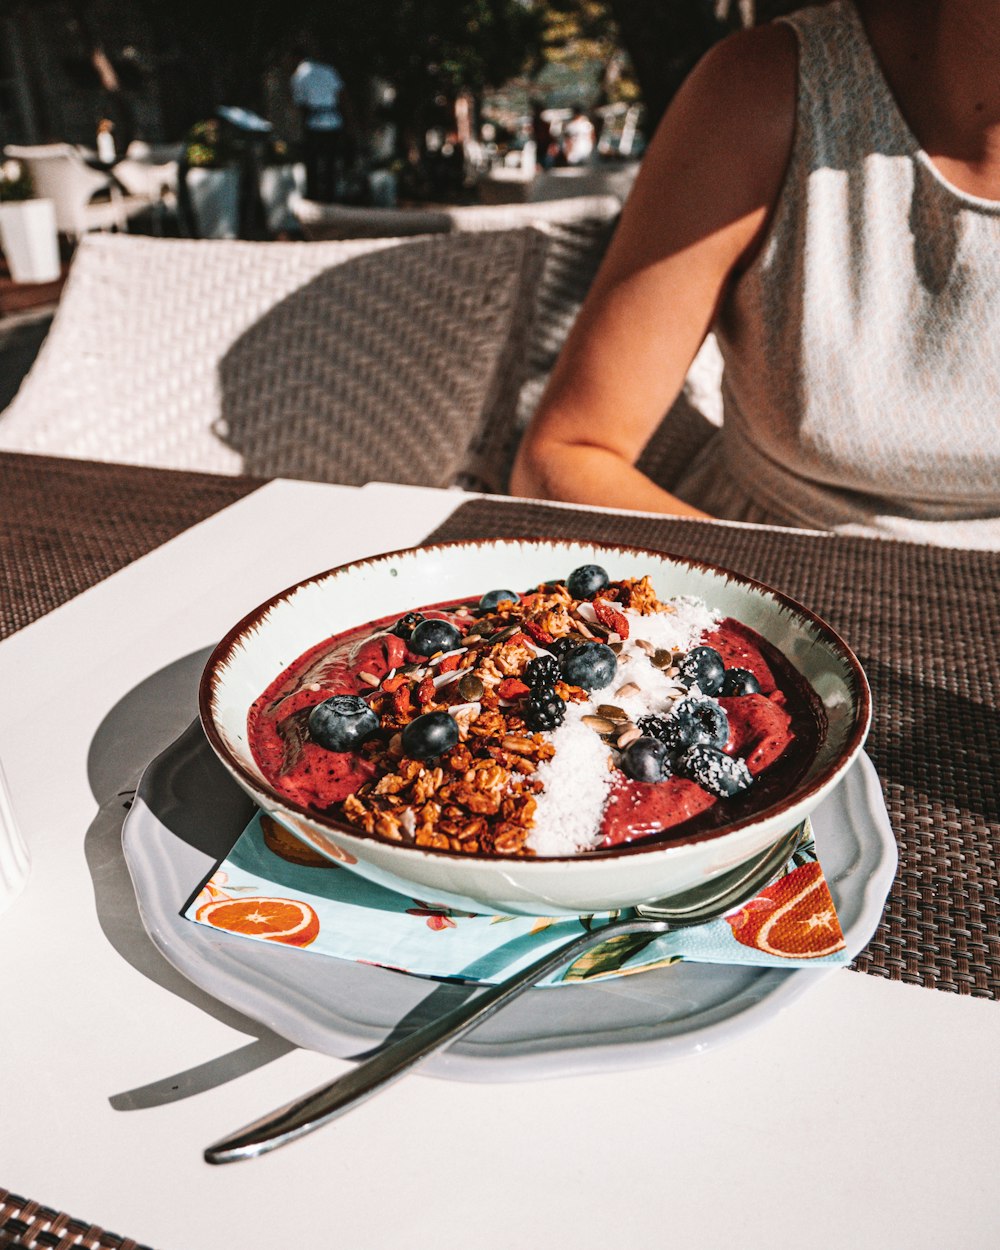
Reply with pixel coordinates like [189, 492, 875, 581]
[357, 670, 381, 687]
[617, 725, 642, 749]
[582, 714, 617, 734]
[615, 681, 640, 698]
[635, 639, 657, 656]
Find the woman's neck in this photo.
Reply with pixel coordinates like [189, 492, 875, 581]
[859, 0, 1000, 196]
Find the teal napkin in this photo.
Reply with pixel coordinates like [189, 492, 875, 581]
[184, 813, 850, 987]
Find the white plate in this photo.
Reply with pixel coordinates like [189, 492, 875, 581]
[122, 720, 897, 1082]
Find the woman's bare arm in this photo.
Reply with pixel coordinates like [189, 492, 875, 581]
[509, 23, 798, 515]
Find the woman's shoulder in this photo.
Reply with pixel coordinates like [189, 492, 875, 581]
[682, 21, 799, 152]
[641, 22, 798, 236]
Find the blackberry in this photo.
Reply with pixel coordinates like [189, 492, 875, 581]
[391, 611, 425, 641]
[680, 745, 753, 797]
[525, 654, 560, 691]
[548, 636, 578, 660]
[524, 690, 567, 732]
[637, 714, 671, 744]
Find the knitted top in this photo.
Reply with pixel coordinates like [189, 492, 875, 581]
[674, 0, 1000, 548]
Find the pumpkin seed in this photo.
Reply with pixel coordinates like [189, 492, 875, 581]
[458, 673, 485, 701]
[596, 704, 628, 723]
[582, 714, 616, 734]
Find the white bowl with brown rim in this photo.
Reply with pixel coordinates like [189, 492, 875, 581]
[199, 538, 871, 916]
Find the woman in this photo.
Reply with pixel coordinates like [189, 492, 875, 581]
[510, 0, 1000, 548]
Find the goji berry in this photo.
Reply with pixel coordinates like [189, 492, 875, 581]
[594, 599, 630, 639]
[522, 620, 554, 646]
[498, 678, 530, 699]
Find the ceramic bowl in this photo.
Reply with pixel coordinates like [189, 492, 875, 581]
[199, 539, 870, 916]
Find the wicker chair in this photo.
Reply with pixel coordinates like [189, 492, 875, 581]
[0, 218, 722, 496]
[291, 192, 622, 241]
[0, 231, 547, 489]
[4, 144, 154, 240]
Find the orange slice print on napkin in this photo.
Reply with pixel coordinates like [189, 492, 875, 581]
[196, 895, 320, 947]
[725, 861, 845, 958]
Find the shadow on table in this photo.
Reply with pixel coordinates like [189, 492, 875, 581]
[83, 646, 484, 1111]
[83, 646, 297, 1110]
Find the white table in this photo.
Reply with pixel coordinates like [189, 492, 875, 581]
[1, 479, 996, 1250]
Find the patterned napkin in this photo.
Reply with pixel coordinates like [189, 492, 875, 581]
[184, 813, 849, 987]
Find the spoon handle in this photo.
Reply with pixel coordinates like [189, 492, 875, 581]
[204, 914, 656, 1164]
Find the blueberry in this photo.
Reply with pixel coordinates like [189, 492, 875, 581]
[679, 745, 753, 798]
[666, 697, 730, 751]
[523, 691, 566, 732]
[400, 710, 460, 760]
[525, 654, 560, 691]
[677, 645, 726, 695]
[721, 667, 761, 697]
[566, 564, 610, 600]
[548, 636, 580, 660]
[390, 611, 425, 641]
[409, 618, 462, 656]
[478, 588, 520, 611]
[559, 641, 618, 692]
[308, 695, 379, 752]
[621, 735, 670, 783]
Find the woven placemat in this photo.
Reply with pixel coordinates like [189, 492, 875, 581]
[423, 498, 1000, 1000]
[0, 1188, 153, 1250]
[0, 453, 263, 640]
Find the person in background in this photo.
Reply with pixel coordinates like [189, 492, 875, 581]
[511, 0, 1000, 550]
[562, 105, 596, 165]
[531, 102, 556, 170]
[291, 46, 346, 202]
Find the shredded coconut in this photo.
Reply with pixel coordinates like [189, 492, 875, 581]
[526, 594, 719, 856]
[622, 597, 719, 654]
[527, 703, 615, 856]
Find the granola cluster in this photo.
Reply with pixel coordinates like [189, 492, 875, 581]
[335, 575, 670, 857]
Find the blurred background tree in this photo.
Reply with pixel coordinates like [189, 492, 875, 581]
[0, 0, 811, 173]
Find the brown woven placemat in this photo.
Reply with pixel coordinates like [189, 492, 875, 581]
[0, 452, 263, 640]
[0, 1188, 153, 1250]
[423, 497, 1000, 1000]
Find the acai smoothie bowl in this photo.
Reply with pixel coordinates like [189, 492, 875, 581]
[199, 539, 871, 916]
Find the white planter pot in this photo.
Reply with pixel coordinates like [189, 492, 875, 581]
[260, 162, 305, 233]
[0, 198, 60, 284]
[185, 166, 240, 239]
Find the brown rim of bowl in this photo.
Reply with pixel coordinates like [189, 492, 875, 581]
[198, 536, 872, 864]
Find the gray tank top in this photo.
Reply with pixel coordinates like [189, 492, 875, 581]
[676, 0, 1000, 548]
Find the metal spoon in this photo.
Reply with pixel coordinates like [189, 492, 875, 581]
[204, 824, 804, 1164]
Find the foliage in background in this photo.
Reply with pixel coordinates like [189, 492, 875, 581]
[607, 0, 811, 133]
[538, 0, 639, 105]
